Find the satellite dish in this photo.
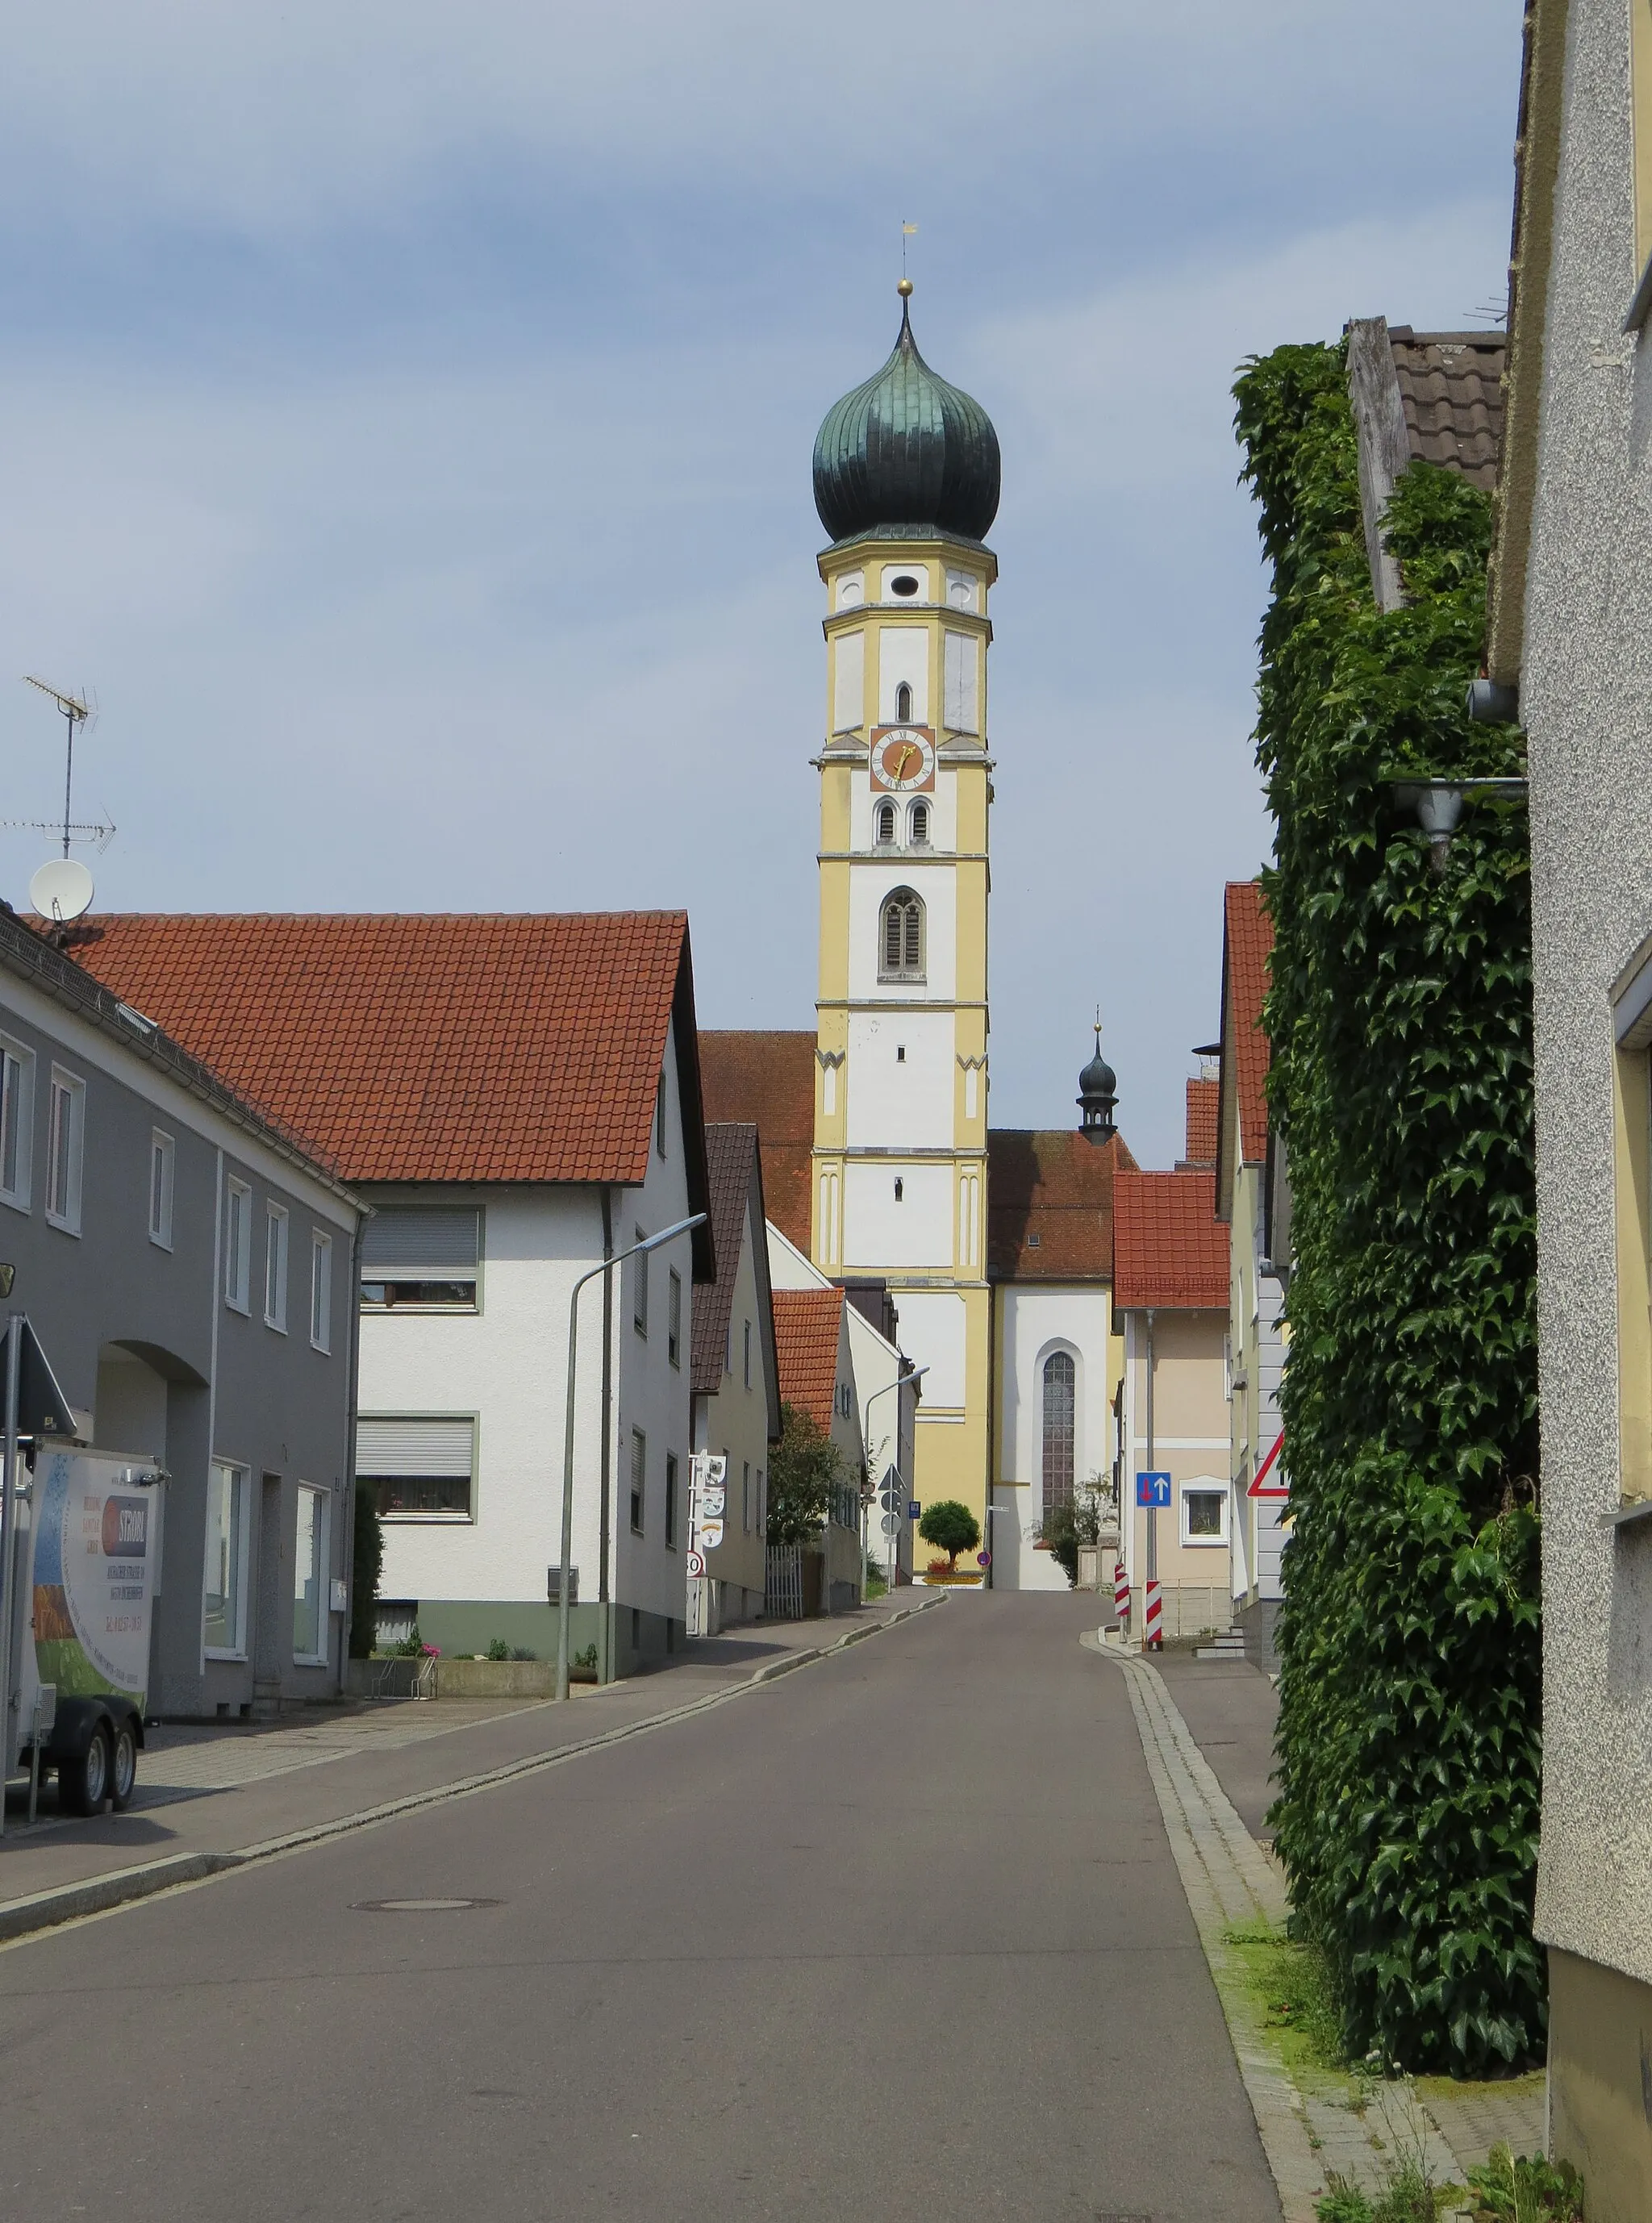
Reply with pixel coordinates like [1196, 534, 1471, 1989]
[29, 857, 94, 924]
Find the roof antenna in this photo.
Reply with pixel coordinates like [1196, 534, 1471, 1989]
[18, 677, 105, 930]
[899, 219, 917, 302]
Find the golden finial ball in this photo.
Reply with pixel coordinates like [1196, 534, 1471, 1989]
[897, 277, 914, 297]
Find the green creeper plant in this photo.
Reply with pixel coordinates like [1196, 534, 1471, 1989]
[1233, 340, 1541, 2075]
[919, 1499, 980, 1570]
[349, 1479, 383, 1659]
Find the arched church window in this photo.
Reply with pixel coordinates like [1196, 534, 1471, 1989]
[875, 799, 897, 845]
[1042, 1351, 1075, 1511]
[908, 800, 929, 847]
[895, 682, 912, 723]
[880, 890, 924, 979]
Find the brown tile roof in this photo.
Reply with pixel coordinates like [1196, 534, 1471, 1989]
[1113, 1169, 1229, 1312]
[987, 1128, 1137, 1282]
[1223, 882, 1273, 1168]
[1182, 1079, 1218, 1168]
[692, 1124, 760, 1395]
[57, 913, 712, 1270]
[1387, 327, 1506, 490]
[699, 1030, 816, 1253]
[772, 1287, 845, 1433]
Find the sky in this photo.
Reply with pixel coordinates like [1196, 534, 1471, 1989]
[0, 2, 1523, 1170]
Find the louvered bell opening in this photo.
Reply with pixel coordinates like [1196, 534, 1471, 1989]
[903, 899, 921, 972]
[884, 901, 903, 973]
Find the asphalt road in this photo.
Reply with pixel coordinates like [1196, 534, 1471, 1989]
[0, 1593, 1280, 2223]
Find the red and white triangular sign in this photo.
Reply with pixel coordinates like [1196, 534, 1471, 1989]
[1247, 1428, 1287, 1499]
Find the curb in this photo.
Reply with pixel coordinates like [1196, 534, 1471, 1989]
[0, 1591, 945, 1950]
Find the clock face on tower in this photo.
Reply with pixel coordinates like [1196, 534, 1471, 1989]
[870, 725, 937, 793]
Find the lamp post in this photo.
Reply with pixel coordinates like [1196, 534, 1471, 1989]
[556, 1213, 705, 1704]
[863, 1363, 926, 1596]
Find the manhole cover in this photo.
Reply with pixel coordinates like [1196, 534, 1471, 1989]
[351, 1896, 501, 1912]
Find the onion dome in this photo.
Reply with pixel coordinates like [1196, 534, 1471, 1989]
[813, 282, 1000, 546]
[1078, 1024, 1118, 1140]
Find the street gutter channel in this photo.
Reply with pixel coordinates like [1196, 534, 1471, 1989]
[0, 1597, 943, 1950]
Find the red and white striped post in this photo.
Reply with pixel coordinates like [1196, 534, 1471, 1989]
[1113, 1559, 1130, 1624]
[1145, 1578, 1162, 1649]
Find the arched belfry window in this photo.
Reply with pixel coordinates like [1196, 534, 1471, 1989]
[875, 799, 898, 846]
[895, 681, 912, 723]
[880, 889, 924, 980]
[1042, 1351, 1075, 1511]
[908, 799, 929, 847]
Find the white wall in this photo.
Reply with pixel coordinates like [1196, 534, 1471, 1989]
[894, 1289, 967, 1409]
[877, 625, 928, 723]
[850, 766, 957, 853]
[842, 1160, 953, 1270]
[993, 1284, 1114, 1591]
[848, 863, 956, 1000]
[845, 1010, 954, 1149]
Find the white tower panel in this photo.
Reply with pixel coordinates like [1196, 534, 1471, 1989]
[833, 631, 865, 732]
[842, 1161, 952, 1269]
[878, 627, 928, 724]
[845, 1011, 954, 1148]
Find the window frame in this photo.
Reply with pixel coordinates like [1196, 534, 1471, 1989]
[311, 1230, 333, 1353]
[223, 1176, 252, 1312]
[292, 1483, 332, 1666]
[878, 888, 926, 984]
[202, 1459, 252, 1660]
[874, 799, 899, 847]
[630, 1426, 646, 1535]
[264, 1201, 290, 1331]
[358, 1413, 478, 1524]
[655, 1070, 669, 1157]
[148, 1128, 175, 1249]
[44, 1065, 85, 1235]
[1179, 1479, 1230, 1548]
[633, 1226, 649, 1339]
[665, 1452, 679, 1547]
[743, 1318, 753, 1391]
[1041, 1349, 1077, 1512]
[0, 1036, 35, 1213]
[907, 799, 931, 848]
[668, 1268, 682, 1369]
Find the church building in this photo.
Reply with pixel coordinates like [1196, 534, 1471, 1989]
[702, 284, 1137, 1589]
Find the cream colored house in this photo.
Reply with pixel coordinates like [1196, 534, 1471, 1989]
[688, 1124, 781, 1633]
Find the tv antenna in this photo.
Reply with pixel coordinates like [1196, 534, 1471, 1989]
[23, 676, 99, 857]
[18, 678, 110, 926]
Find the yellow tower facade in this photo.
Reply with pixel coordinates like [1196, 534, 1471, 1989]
[808, 286, 1001, 1554]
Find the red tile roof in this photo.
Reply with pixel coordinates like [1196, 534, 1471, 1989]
[1387, 327, 1506, 491]
[771, 1287, 845, 1433]
[59, 911, 708, 1212]
[699, 1030, 816, 1253]
[1182, 1079, 1218, 1168]
[1113, 1169, 1229, 1312]
[987, 1128, 1137, 1281]
[1223, 882, 1274, 1167]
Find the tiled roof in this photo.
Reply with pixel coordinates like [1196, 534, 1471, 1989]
[1387, 327, 1506, 491]
[699, 1031, 816, 1253]
[1182, 1080, 1218, 1168]
[59, 912, 709, 1222]
[1113, 1169, 1229, 1312]
[1224, 882, 1273, 1165]
[691, 1124, 761, 1396]
[987, 1127, 1136, 1282]
[772, 1287, 845, 1433]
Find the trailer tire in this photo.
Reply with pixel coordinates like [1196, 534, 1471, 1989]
[58, 1724, 111, 1817]
[110, 1719, 138, 1811]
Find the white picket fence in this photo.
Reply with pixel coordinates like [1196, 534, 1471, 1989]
[765, 1545, 804, 1620]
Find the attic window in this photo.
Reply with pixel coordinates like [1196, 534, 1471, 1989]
[890, 574, 920, 598]
[1028, 1232, 1041, 1249]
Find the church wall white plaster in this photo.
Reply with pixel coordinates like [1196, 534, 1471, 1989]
[845, 1011, 954, 1148]
[877, 626, 928, 723]
[848, 865, 956, 999]
[832, 630, 865, 732]
[892, 1288, 969, 1408]
[841, 1160, 952, 1270]
[943, 632, 979, 732]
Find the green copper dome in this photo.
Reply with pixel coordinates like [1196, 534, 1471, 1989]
[813, 289, 1000, 546]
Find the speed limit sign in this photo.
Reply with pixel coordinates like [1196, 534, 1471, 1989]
[686, 1549, 707, 1578]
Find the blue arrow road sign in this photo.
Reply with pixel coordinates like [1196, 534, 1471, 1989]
[1136, 1470, 1172, 1509]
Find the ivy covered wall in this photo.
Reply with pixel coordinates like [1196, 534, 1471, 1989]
[1234, 340, 1541, 2075]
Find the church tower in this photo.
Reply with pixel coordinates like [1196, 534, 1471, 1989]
[809, 282, 999, 1545]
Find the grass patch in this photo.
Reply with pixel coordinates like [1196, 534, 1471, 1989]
[1225, 1921, 1349, 2082]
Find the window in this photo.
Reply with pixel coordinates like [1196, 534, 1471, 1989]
[875, 799, 898, 845]
[665, 1453, 679, 1546]
[879, 889, 924, 981]
[294, 1484, 330, 1664]
[45, 1067, 84, 1233]
[742, 1460, 753, 1531]
[311, 1231, 332, 1352]
[148, 1130, 174, 1248]
[360, 1207, 480, 1312]
[895, 681, 913, 719]
[203, 1461, 248, 1656]
[357, 1416, 475, 1520]
[895, 1045, 906, 1064]
[1042, 1351, 1076, 1512]
[743, 1318, 752, 1389]
[0, 1040, 34, 1211]
[265, 1203, 289, 1329]
[1181, 1483, 1229, 1547]
[894, 1178, 904, 1202]
[757, 1470, 766, 1534]
[223, 1178, 252, 1311]
[908, 800, 930, 847]
[630, 1428, 646, 1533]
[633, 1227, 649, 1337]
[668, 1270, 682, 1367]
[656, 1070, 668, 1157]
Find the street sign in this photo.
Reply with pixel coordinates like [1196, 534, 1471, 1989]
[1246, 1428, 1288, 1499]
[685, 1549, 706, 1578]
[1136, 1471, 1172, 1510]
[976, 1550, 991, 1568]
[880, 1512, 901, 1536]
[908, 1501, 921, 1520]
[878, 1478, 903, 1511]
[699, 1520, 724, 1550]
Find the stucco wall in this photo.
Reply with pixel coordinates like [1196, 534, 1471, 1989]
[1522, 0, 1652, 1990]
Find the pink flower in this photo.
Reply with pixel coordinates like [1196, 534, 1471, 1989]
[422, 1644, 441, 1657]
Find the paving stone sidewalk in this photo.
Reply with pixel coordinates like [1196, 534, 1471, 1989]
[0, 1597, 939, 1938]
[1090, 1637, 1546, 2223]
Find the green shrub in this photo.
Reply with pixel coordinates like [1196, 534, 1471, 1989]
[573, 1643, 599, 1675]
[349, 1482, 383, 1659]
[1464, 2145, 1584, 2221]
[1234, 340, 1541, 2075]
[486, 1637, 511, 1661]
[918, 1499, 980, 1569]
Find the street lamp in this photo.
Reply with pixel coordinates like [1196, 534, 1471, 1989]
[555, 1212, 706, 1704]
[862, 1364, 926, 1597]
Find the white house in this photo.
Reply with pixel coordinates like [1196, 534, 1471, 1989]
[66, 910, 715, 1681]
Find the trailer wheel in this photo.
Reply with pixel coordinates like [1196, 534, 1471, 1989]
[58, 1724, 111, 1817]
[110, 1720, 138, 1812]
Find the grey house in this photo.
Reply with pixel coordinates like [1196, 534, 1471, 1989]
[0, 909, 362, 1718]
